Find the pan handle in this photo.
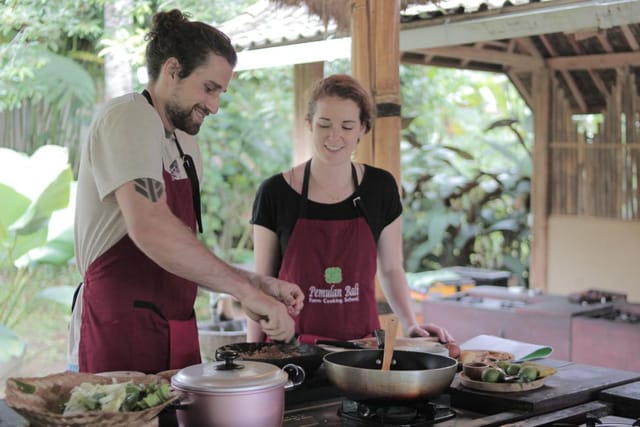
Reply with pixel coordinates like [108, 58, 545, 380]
[373, 329, 385, 349]
[316, 340, 363, 349]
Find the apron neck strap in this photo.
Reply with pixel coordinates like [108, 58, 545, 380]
[141, 90, 203, 233]
[300, 160, 363, 220]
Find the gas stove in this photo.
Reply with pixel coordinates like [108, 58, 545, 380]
[580, 414, 640, 427]
[283, 369, 460, 427]
[568, 289, 627, 305]
[338, 396, 455, 426]
[283, 397, 459, 427]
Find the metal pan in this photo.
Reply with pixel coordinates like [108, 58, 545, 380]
[323, 349, 458, 401]
[215, 342, 328, 377]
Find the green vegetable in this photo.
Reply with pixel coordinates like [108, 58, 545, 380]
[519, 365, 539, 381]
[505, 364, 521, 376]
[481, 367, 505, 383]
[13, 380, 36, 394]
[64, 381, 172, 415]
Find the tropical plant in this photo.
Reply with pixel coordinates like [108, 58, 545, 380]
[197, 66, 294, 263]
[399, 65, 533, 285]
[0, 145, 76, 364]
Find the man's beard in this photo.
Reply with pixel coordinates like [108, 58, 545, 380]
[166, 102, 201, 135]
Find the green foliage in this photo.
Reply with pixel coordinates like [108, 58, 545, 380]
[400, 65, 532, 285]
[0, 146, 76, 362]
[197, 66, 294, 262]
[0, 0, 104, 110]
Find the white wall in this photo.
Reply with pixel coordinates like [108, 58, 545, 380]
[547, 216, 640, 302]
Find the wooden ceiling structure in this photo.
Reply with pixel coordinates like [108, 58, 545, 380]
[222, 0, 640, 291]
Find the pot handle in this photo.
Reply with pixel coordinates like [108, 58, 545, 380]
[282, 363, 305, 389]
[167, 393, 196, 411]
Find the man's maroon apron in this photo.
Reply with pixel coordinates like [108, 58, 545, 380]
[278, 160, 380, 343]
[79, 130, 201, 373]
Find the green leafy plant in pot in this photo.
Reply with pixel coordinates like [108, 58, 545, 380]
[0, 145, 76, 375]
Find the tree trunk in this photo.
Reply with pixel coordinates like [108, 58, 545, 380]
[104, 0, 133, 101]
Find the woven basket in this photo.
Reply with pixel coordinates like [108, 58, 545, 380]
[5, 372, 178, 427]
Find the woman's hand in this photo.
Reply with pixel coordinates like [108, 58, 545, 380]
[408, 323, 459, 358]
[408, 322, 455, 343]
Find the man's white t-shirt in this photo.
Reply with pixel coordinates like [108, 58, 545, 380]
[68, 92, 202, 370]
[74, 92, 202, 276]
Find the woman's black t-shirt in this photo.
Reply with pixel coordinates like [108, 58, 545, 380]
[251, 164, 402, 271]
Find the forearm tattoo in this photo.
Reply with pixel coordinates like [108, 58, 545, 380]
[134, 178, 164, 202]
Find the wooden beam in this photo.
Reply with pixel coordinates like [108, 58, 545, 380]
[564, 34, 611, 98]
[514, 37, 543, 59]
[507, 70, 534, 109]
[538, 34, 588, 113]
[400, 0, 640, 51]
[400, 51, 505, 74]
[546, 51, 640, 70]
[530, 68, 551, 292]
[620, 24, 640, 51]
[423, 46, 543, 69]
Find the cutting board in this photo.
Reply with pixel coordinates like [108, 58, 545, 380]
[598, 380, 640, 418]
[450, 361, 640, 414]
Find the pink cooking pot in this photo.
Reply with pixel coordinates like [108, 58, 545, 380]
[171, 351, 305, 427]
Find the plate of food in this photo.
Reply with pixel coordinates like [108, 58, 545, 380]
[458, 361, 557, 393]
[459, 349, 515, 365]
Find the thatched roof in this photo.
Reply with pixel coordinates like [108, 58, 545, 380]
[224, 0, 640, 114]
[270, 0, 437, 31]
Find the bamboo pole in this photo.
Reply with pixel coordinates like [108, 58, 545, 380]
[351, 0, 402, 305]
[530, 68, 551, 292]
[351, 0, 374, 165]
[371, 0, 401, 185]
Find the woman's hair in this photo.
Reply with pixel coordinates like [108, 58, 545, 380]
[306, 74, 375, 134]
[144, 9, 237, 82]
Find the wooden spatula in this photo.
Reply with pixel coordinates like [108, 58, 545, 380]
[381, 314, 399, 370]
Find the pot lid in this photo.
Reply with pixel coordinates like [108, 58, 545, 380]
[171, 352, 287, 393]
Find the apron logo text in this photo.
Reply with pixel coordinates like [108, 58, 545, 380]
[308, 283, 360, 304]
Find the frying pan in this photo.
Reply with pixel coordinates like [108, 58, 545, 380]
[215, 342, 328, 377]
[323, 349, 458, 401]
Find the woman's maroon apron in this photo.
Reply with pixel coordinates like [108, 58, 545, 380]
[278, 160, 380, 343]
[79, 102, 201, 374]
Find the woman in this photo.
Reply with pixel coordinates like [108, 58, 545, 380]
[249, 74, 453, 345]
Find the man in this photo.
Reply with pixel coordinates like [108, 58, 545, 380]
[70, 9, 303, 374]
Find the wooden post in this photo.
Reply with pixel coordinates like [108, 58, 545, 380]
[351, 0, 374, 165]
[351, 0, 401, 185]
[371, 0, 402, 185]
[351, 0, 402, 304]
[293, 62, 324, 165]
[530, 68, 551, 292]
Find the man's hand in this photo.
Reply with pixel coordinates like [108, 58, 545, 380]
[258, 276, 304, 316]
[241, 290, 298, 342]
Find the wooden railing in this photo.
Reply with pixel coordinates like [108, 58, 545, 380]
[550, 141, 640, 220]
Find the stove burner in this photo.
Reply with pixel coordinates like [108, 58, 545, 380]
[584, 414, 640, 427]
[588, 309, 640, 324]
[338, 398, 456, 426]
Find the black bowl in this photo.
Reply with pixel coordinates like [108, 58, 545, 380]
[215, 342, 328, 378]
